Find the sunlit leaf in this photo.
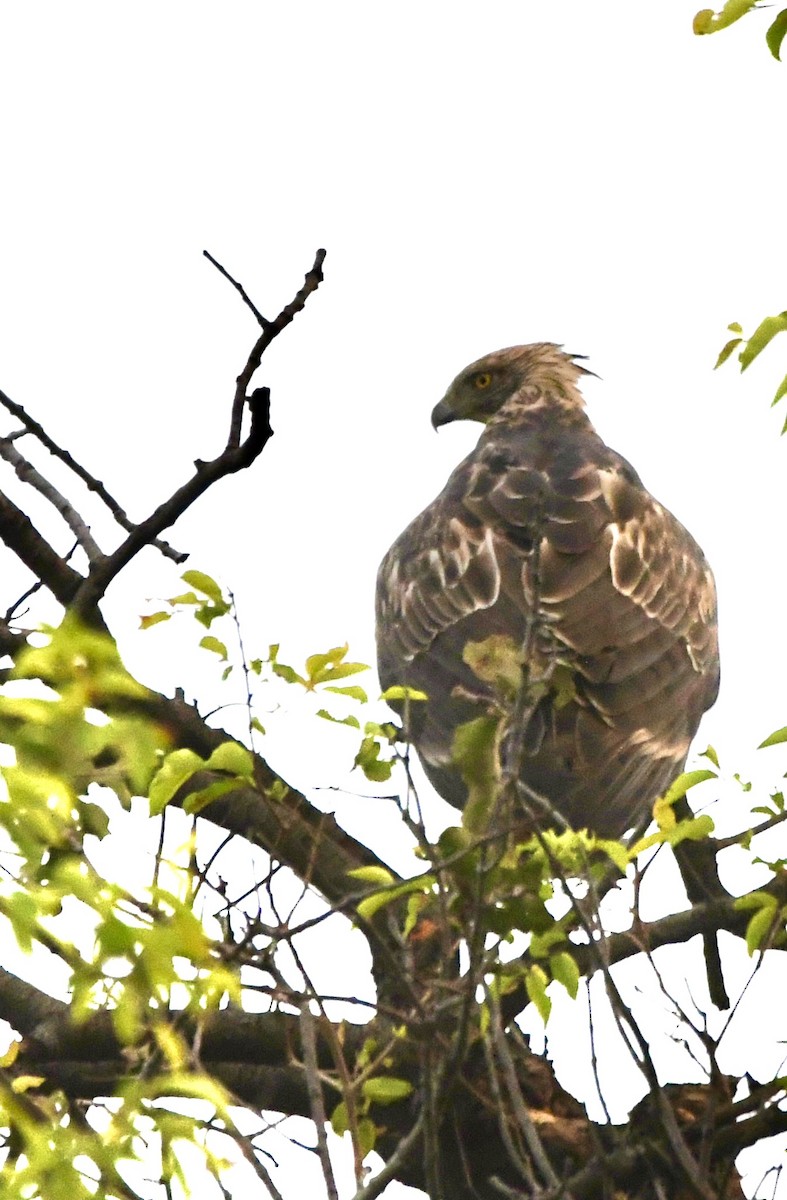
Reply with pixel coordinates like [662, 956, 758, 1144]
[714, 337, 742, 369]
[550, 951, 580, 998]
[361, 1077, 413, 1105]
[317, 708, 361, 728]
[181, 570, 224, 604]
[199, 635, 228, 661]
[739, 312, 787, 371]
[773, 373, 787, 406]
[525, 964, 551, 1023]
[693, 0, 759, 35]
[759, 725, 787, 749]
[453, 714, 501, 834]
[323, 684, 368, 702]
[149, 748, 205, 815]
[140, 611, 171, 630]
[348, 866, 396, 886]
[380, 685, 428, 703]
[766, 7, 787, 58]
[205, 741, 253, 778]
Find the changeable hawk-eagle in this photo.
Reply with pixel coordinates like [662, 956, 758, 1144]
[376, 343, 726, 1004]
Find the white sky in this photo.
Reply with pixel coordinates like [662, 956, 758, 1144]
[2, 3, 787, 1197]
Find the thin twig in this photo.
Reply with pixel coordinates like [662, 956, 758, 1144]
[0, 436, 103, 562]
[203, 250, 268, 328]
[225, 248, 326, 449]
[73, 387, 274, 612]
[299, 1005, 339, 1200]
[0, 386, 185, 562]
[347, 1116, 423, 1200]
[486, 984, 562, 1192]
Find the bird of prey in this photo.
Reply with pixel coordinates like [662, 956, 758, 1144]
[376, 343, 727, 1006]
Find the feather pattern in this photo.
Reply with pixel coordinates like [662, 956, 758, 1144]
[375, 344, 720, 839]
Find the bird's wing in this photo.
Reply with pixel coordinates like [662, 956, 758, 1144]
[375, 425, 719, 823]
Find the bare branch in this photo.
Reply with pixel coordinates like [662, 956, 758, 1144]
[227, 248, 326, 449]
[72, 386, 274, 611]
[203, 250, 268, 328]
[0, 435, 103, 562]
[0, 489, 84, 606]
[0, 386, 185, 563]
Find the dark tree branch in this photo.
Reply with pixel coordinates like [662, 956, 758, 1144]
[107, 685, 394, 908]
[0, 434, 103, 562]
[0, 386, 185, 564]
[72, 387, 275, 612]
[0, 490, 84, 606]
[203, 250, 268, 328]
[222, 248, 326, 449]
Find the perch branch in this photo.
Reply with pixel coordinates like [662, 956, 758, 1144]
[203, 250, 267, 328]
[0, 490, 84, 606]
[0, 386, 184, 563]
[72, 387, 274, 611]
[0, 435, 103, 562]
[206, 247, 326, 449]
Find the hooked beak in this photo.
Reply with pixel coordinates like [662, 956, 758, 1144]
[430, 398, 456, 430]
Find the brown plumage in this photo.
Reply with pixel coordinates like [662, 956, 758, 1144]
[376, 343, 727, 1005]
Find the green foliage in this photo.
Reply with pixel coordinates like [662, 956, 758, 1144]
[735, 891, 783, 954]
[715, 314, 787, 431]
[694, 1, 787, 57]
[453, 714, 503, 832]
[0, 615, 258, 1197]
[142, 570, 405, 784]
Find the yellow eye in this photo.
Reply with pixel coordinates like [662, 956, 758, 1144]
[474, 372, 492, 389]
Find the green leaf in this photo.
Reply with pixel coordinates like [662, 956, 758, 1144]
[317, 708, 361, 728]
[331, 1101, 350, 1136]
[183, 777, 240, 815]
[167, 590, 200, 606]
[453, 714, 502, 834]
[714, 337, 742, 369]
[701, 745, 720, 768]
[462, 634, 521, 696]
[140, 611, 171, 630]
[354, 735, 394, 781]
[772, 373, 787, 407]
[356, 1117, 378, 1157]
[759, 725, 787, 749]
[272, 661, 306, 686]
[525, 964, 551, 1023]
[361, 1076, 413, 1105]
[324, 684, 368, 702]
[693, 0, 759, 35]
[251, 716, 266, 735]
[265, 778, 289, 802]
[766, 8, 787, 58]
[653, 770, 717, 829]
[550, 951, 580, 999]
[728, 321, 743, 334]
[356, 875, 435, 923]
[380, 685, 428, 703]
[347, 867, 396, 886]
[661, 814, 715, 849]
[311, 662, 369, 686]
[205, 741, 253, 778]
[597, 837, 629, 873]
[739, 312, 787, 371]
[744, 900, 778, 955]
[149, 749, 205, 815]
[199, 635, 228, 660]
[181, 570, 224, 604]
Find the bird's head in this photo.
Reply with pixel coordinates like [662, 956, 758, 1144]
[431, 343, 593, 429]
